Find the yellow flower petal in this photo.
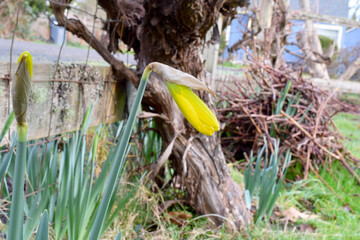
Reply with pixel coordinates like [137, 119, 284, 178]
[166, 82, 219, 136]
[17, 51, 33, 79]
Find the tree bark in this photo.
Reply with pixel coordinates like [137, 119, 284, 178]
[273, 0, 290, 68]
[51, 0, 251, 229]
[226, 0, 290, 67]
[299, 0, 330, 79]
[338, 55, 360, 81]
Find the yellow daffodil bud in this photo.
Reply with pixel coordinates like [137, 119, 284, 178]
[12, 51, 33, 125]
[148, 62, 219, 135]
[166, 82, 219, 136]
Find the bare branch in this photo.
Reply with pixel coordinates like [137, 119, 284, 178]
[227, 28, 261, 54]
[50, 0, 139, 85]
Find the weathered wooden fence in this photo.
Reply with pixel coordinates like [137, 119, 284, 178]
[0, 63, 126, 142]
[215, 68, 360, 94]
[1, 62, 359, 143]
[310, 78, 360, 94]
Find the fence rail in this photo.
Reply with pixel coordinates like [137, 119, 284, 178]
[214, 67, 360, 94]
[310, 78, 360, 94]
[0, 63, 125, 142]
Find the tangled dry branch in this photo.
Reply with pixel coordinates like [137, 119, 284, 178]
[218, 61, 360, 183]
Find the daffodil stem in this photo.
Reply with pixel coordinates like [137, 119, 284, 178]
[8, 123, 28, 240]
[89, 65, 152, 240]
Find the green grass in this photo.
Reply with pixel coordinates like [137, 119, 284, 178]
[332, 112, 360, 158]
[230, 164, 359, 239]
[260, 111, 360, 239]
[274, 161, 360, 239]
[339, 93, 360, 106]
[218, 61, 245, 69]
[67, 40, 88, 49]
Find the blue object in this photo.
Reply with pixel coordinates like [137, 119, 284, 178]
[49, 17, 67, 45]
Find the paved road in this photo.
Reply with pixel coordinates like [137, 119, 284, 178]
[0, 38, 136, 65]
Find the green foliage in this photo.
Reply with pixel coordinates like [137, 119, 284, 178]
[0, 105, 138, 239]
[8, 137, 27, 240]
[268, 79, 312, 143]
[35, 210, 48, 240]
[135, 118, 162, 166]
[318, 35, 336, 51]
[270, 80, 303, 137]
[218, 61, 245, 69]
[0, 0, 49, 39]
[89, 66, 152, 240]
[0, 111, 14, 144]
[1, 65, 156, 239]
[0, 134, 16, 190]
[23, 0, 50, 18]
[257, 111, 360, 239]
[244, 138, 291, 225]
[219, 31, 227, 56]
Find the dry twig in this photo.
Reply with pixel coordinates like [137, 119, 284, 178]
[217, 61, 360, 182]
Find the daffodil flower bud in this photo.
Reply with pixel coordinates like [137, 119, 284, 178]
[147, 62, 219, 135]
[166, 82, 219, 135]
[12, 51, 33, 126]
[8, 51, 32, 240]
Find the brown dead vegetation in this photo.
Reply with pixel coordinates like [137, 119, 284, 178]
[218, 60, 360, 184]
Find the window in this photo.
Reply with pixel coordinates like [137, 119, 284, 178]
[313, 23, 343, 48]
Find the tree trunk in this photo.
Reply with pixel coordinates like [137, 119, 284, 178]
[338, 55, 360, 81]
[51, 0, 251, 229]
[227, 0, 289, 68]
[273, 0, 290, 68]
[299, 0, 330, 79]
